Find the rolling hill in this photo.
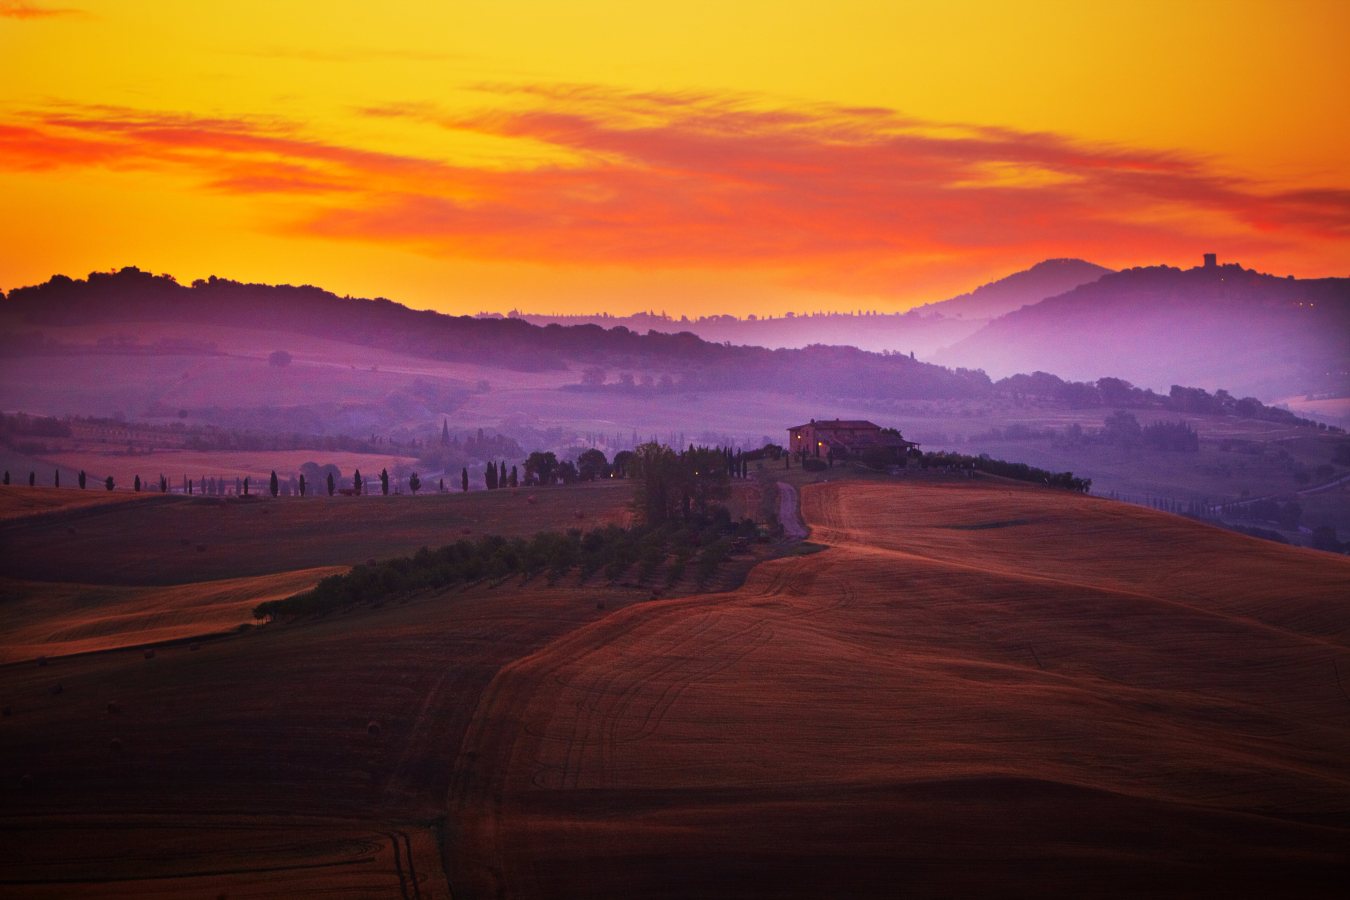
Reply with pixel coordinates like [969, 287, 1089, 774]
[933, 258, 1350, 399]
[3, 477, 1347, 897]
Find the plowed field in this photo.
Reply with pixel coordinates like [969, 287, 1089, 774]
[3, 480, 1348, 898]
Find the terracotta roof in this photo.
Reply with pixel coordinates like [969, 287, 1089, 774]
[787, 419, 880, 431]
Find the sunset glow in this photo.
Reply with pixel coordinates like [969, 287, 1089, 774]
[3, 0, 1348, 315]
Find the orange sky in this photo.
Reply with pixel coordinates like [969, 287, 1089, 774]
[2, 0, 1348, 316]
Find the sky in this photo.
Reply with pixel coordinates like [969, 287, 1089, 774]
[2, 0, 1348, 317]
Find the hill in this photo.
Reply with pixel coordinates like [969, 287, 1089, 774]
[933, 258, 1350, 399]
[2, 478, 1347, 897]
[0, 267, 990, 405]
[509, 258, 1111, 355]
[912, 257, 1111, 319]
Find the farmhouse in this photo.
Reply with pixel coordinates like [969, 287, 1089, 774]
[787, 418, 917, 460]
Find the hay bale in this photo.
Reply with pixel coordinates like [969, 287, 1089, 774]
[189, 642, 201, 652]
[106, 700, 121, 715]
[595, 601, 606, 610]
[574, 509, 585, 520]
[109, 737, 123, 752]
[36, 656, 47, 667]
[526, 495, 538, 505]
[367, 720, 382, 737]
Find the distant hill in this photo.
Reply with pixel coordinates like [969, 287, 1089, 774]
[912, 258, 1112, 320]
[509, 258, 1111, 356]
[0, 267, 990, 401]
[932, 259, 1350, 400]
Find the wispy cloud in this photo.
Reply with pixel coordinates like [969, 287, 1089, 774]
[0, 1, 81, 18]
[3, 87, 1347, 293]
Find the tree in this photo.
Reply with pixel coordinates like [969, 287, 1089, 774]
[79, 470, 86, 489]
[380, 468, 389, 495]
[327, 471, 336, 496]
[105, 475, 115, 491]
[578, 448, 609, 481]
[631, 442, 680, 524]
[409, 472, 421, 495]
[499, 461, 507, 488]
[134, 475, 141, 492]
[2, 471, 7, 485]
[485, 462, 498, 490]
[159, 474, 167, 493]
[1103, 410, 1142, 446]
[243, 476, 250, 496]
[441, 419, 451, 446]
[29, 471, 35, 487]
[268, 349, 292, 367]
[439, 477, 445, 493]
[509, 465, 518, 488]
[353, 468, 362, 495]
[557, 460, 578, 484]
[54, 470, 60, 488]
[461, 467, 469, 492]
[524, 451, 558, 486]
[270, 470, 279, 497]
[612, 450, 634, 479]
[581, 366, 606, 387]
[298, 473, 307, 496]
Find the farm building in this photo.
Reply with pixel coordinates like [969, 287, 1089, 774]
[787, 419, 917, 460]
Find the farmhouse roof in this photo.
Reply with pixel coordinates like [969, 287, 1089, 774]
[787, 418, 881, 431]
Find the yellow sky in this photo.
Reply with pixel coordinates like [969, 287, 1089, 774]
[2, 0, 1348, 315]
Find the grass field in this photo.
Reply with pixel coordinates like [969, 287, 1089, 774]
[2, 479, 1347, 897]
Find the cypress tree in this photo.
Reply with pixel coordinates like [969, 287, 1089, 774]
[509, 465, 518, 487]
[105, 475, 115, 491]
[79, 470, 87, 489]
[134, 475, 141, 492]
[2, 471, 8, 485]
[270, 470, 279, 497]
[327, 472, 335, 496]
[298, 473, 307, 497]
[160, 474, 167, 493]
[353, 469, 362, 495]
[380, 468, 389, 495]
[486, 462, 497, 490]
[29, 471, 35, 487]
[54, 470, 60, 488]
[461, 467, 468, 493]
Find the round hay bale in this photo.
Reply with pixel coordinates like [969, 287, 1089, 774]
[143, 649, 155, 660]
[36, 656, 48, 668]
[526, 495, 538, 505]
[367, 720, 382, 737]
[106, 700, 121, 715]
[460, 527, 472, 535]
[109, 737, 123, 752]
[574, 509, 585, 520]
[189, 642, 201, 652]
[595, 601, 606, 610]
